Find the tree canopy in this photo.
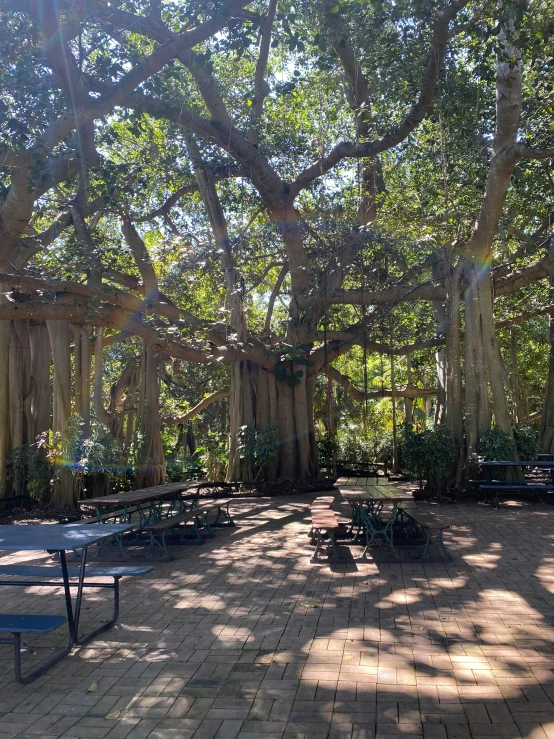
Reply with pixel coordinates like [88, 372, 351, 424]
[0, 0, 553, 506]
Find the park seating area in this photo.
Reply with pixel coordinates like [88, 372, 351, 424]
[78, 482, 245, 560]
[2, 494, 554, 738]
[472, 459, 554, 507]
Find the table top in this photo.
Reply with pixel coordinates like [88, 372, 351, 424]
[0, 524, 132, 551]
[479, 460, 554, 467]
[86, 482, 193, 506]
[340, 487, 413, 503]
[336, 477, 390, 487]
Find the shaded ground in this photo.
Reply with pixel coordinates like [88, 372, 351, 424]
[1, 494, 554, 738]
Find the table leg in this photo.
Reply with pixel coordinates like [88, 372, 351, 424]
[59, 549, 78, 643]
[9, 551, 80, 684]
[72, 546, 122, 645]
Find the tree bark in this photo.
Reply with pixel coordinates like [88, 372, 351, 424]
[47, 319, 74, 508]
[29, 323, 51, 439]
[136, 342, 166, 487]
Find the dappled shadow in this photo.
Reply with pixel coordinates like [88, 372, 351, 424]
[1, 495, 554, 738]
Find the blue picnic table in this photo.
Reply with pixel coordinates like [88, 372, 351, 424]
[0, 524, 151, 683]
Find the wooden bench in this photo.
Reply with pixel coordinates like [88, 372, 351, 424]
[0, 614, 67, 684]
[309, 496, 336, 542]
[398, 503, 450, 557]
[310, 509, 345, 562]
[310, 496, 335, 508]
[143, 499, 234, 560]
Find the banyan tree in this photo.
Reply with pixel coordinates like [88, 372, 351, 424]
[1, 0, 554, 507]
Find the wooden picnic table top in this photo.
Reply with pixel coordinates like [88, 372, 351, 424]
[336, 477, 390, 487]
[85, 482, 194, 507]
[339, 486, 413, 503]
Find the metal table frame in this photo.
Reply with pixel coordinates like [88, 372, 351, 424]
[341, 489, 413, 559]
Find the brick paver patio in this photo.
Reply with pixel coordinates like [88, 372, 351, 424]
[1, 494, 554, 739]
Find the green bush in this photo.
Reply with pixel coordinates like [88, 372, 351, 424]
[403, 425, 456, 491]
[196, 430, 228, 481]
[7, 442, 51, 502]
[317, 431, 340, 468]
[513, 423, 539, 460]
[375, 432, 394, 468]
[340, 436, 373, 465]
[476, 427, 516, 461]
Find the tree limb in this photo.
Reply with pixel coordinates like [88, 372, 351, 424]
[161, 388, 230, 424]
[288, 0, 469, 198]
[323, 365, 436, 402]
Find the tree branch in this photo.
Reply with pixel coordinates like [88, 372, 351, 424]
[288, 0, 469, 198]
[323, 365, 436, 402]
[249, 0, 278, 146]
[161, 388, 230, 425]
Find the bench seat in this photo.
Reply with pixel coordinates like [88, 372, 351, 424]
[0, 614, 66, 634]
[310, 510, 343, 562]
[397, 504, 450, 557]
[0, 614, 68, 684]
[478, 484, 554, 506]
[0, 564, 151, 578]
[143, 499, 235, 559]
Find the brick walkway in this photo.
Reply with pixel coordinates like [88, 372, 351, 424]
[2, 495, 554, 739]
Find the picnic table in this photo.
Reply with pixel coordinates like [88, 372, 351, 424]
[340, 485, 413, 557]
[84, 482, 196, 525]
[336, 476, 389, 487]
[477, 460, 554, 506]
[0, 523, 150, 683]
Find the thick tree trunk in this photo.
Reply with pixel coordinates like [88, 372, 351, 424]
[0, 303, 9, 494]
[475, 263, 513, 436]
[464, 268, 491, 459]
[445, 268, 464, 481]
[136, 342, 165, 487]
[29, 323, 51, 439]
[540, 256, 554, 452]
[74, 325, 92, 435]
[47, 319, 74, 508]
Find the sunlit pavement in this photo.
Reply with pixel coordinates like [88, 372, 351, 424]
[1, 494, 554, 739]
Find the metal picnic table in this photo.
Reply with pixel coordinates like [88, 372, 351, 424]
[85, 482, 196, 527]
[477, 460, 554, 505]
[0, 523, 136, 682]
[340, 485, 414, 557]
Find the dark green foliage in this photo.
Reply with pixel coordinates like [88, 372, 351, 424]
[375, 432, 396, 469]
[237, 424, 280, 479]
[476, 427, 517, 461]
[340, 436, 374, 465]
[512, 423, 540, 460]
[403, 425, 456, 491]
[7, 443, 51, 502]
[196, 431, 228, 482]
[317, 431, 340, 468]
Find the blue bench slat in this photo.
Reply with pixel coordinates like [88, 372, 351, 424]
[0, 565, 152, 578]
[0, 614, 66, 634]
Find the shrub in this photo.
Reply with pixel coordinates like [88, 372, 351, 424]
[7, 442, 51, 502]
[513, 423, 539, 460]
[317, 431, 340, 469]
[197, 430, 228, 481]
[403, 425, 456, 491]
[375, 432, 397, 469]
[476, 427, 516, 461]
